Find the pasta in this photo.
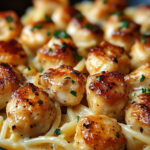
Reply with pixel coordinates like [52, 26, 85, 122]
[0, 0, 149, 150]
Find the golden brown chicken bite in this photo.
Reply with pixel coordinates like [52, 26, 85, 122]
[36, 31, 78, 70]
[86, 71, 128, 120]
[125, 63, 150, 102]
[20, 20, 56, 51]
[104, 14, 140, 51]
[38, 65, 85, 106]
[0, 63, 24, 110]
[52, 6, 81, 29]
[0, 40, 26, 65]
[74, 115, 126, 150]
[6, 83, 56, 137]
[79, 0, 127, 25]
[33, 0, 68, 15]
[125, 93, 150, 136]
[0, 11, 22, 41]
[86, 41, 130, 75]
[125, 5, 150, 33]
[130, 37, 150, 69]
[67, 15, 103, 56]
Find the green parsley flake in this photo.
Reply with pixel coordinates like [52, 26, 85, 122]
[6, 16, 13, 22]
[96, 76, 102, 81]
[141, 39, 146, 43]
[83, 123, 91, 129]
[75, 13, 83, 19]
[116, 132, 120, 138]
[47, 31, 51, 36]
[70, 90, 77, 96]
[120, 20, 129, 29]
[60, 43, 67, 49]
[142, 33, 150, 37]
[38, 100, 43, 105]
[27, 66, 31, 70]
[31, 24, 42, 31]
[1, 62, 7, 67]
[140, 74, 145, 82]
[49, 48, 53, 52]
[103, 0, 107, 4]
[55, 128, 61, 135]
[142, 88, 146, 93]
[111, 12, 122, 16]
[77, 115, 80, 122]
[84, 24, 97, 32]
[45, 15, 51, 22]
[53, 30, 69, 38]
[73, 52, 83, 61]
[71, 80, 75, 84]
[40, 68, 44, 73]
[9, 27, 13, 30]
[64, 76, 71, 79]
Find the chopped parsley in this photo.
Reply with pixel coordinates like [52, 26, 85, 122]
[64, 76, 71, 79]
[75, 13, 83, 19]
[84, 24, 97, 32]
[142, 88, 146, 93]
[96, 76, 102, 81]
[71, 80, 75, 84]
[9, 27, 13, 30]
[47, 31, 51, 36]
[6, 16, 13, 22]
[140, 74, 145, 82]
[111, 12, 122, 17]
[49, 48, 53, 52]
[45, 15, 51, 22]
[31, 24, 42, 31]
[141, 39, 146, 43]
[116, 132, 120, 138]
[83, 123, 91, 129]
[0, 62, 7, 67]
[60, 43, 67, 49]
[73, 52, 83, 61]
[77, 115, 80, 122]
[38, 100, 43, 105]
[27, 66, 31, 70]
[55, 128, 61, 135]
[120, 20, 129, 29]
[70, 90, 77, 96]
[103, 0, 107, 4]
[53, 30, 69, 38]
[40, 68, 44, 73]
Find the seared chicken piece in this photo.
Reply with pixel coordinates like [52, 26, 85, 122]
[74, 115, 126, 150]
[36, 32, 78, 70]
[20, 20, 56, 51]
[86, 41, 130, 75]
[78, 0, 127, 25]
[0, 63, 23, 110]
[6, 83, 56, 137]
[104, 14, 140, 51]
[86, 71, 128, 120]
[125, 93, 150, 136]
[52, 6, 80, 29]
[0, 11, 22, 41]
[0, 40, 26, 65]
[125, 5, 150, 33]
[38, 65, 85, 106]
[67, 15, 103, 56]
[125, 63, 150, 101]
[130, 37, 150, 69]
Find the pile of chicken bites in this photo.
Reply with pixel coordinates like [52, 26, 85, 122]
[0, 0, 150, 149]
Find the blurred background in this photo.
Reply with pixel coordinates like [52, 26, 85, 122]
[0, 0, 150, 16]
